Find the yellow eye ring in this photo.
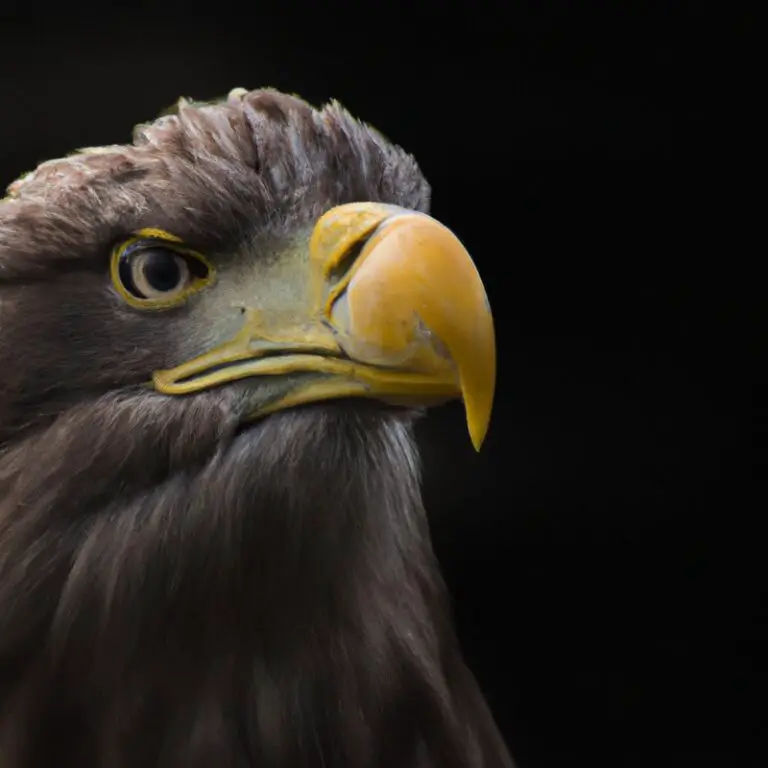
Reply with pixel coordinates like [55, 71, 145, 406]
[110, 228, 215, 310]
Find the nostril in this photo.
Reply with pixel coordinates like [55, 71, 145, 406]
[328, 239, 366, 285]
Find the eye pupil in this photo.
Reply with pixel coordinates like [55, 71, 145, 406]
[143, 250, 182, 292]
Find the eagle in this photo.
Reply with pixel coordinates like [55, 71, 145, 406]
[0, 87, 512, 768]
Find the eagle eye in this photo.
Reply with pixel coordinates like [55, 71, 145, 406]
[111, 229, 215, 310]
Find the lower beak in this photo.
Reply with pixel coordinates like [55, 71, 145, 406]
[153, 203, 496, 450]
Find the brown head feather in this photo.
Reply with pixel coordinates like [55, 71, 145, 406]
[1, 88, 428, 279]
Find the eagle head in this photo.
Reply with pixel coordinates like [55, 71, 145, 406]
[0, 88, 507, 767]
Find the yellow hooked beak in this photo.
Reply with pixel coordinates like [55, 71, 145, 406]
[153, 203, 496, 450]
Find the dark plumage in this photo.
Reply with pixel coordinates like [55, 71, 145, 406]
[0, 89, 512, 767]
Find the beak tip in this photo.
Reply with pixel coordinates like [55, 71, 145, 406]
[466, 405, 492, 452]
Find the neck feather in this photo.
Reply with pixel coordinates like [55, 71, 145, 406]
[0, 396, 511, 767]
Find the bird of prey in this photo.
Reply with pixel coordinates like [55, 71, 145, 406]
[0, 87, 512, 768]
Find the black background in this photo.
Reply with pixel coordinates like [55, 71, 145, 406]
[0, 5, 753, 767]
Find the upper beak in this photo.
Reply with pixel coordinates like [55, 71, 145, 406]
[153, 203, 496, 450]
